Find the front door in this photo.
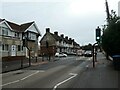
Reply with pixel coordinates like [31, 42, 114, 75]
[11, 45, 16, 56]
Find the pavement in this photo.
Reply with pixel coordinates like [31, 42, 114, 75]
[2, 56, 70, 73]
[65, 52, 120, 88]
[2, 57, 49, 73]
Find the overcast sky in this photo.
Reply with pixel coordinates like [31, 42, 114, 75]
[0, 0, 120, 45]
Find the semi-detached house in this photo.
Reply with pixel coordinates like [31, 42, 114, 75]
[0, 18, 41, 61]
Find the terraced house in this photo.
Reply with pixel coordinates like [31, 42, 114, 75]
[40, 28, 80, 56]
[0, 18, 41, 60]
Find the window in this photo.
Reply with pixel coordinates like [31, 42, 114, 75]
[2, 44, 4, 50]
[2, 27, 8, 36]
[22, 46, 23, 51]
[15, 32, 19, 38]
[28, 32, 36, 40]
[2, 44, 9, 51]
[5, 44, 9, 51]
[18, 45, 21, 51]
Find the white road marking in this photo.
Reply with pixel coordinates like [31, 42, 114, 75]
[53, 73, 77, 90]
[1, 80, 20, 87]
[1, 70, 42, 87]
[20, 71, 40, 80]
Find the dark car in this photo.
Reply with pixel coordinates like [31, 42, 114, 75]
[84, 50, 92, 57]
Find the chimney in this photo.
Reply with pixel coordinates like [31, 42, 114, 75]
[72, 39, 74, 42]
[69, 38, 71, 41]
[46, 28, 50, 33]
[65, 36, 68, 40]
[54, 31, 58, 36]
[60, 34, 64, 38]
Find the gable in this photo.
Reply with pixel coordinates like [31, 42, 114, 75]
[40, 33, 56, 46]
[24, 23, 41, 36]
[0, 21, 12, 30]
[27, 24, 38, 33]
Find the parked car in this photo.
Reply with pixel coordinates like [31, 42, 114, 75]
[84, 50, 92, 57]
[55, 52, 67, 57]
[77, 49, 85, 56]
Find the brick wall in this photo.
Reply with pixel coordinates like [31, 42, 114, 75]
[40, 46, 56, 56]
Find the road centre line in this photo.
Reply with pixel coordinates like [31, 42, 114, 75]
[1, 71, 41, 87]
[53, 73, 77, 90]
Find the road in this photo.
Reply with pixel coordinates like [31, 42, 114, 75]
[1, 53, 119, 89]
[1, 56, 92, 89]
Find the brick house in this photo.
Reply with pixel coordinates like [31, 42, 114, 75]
[0, 18, 41, 60]
[40, 28, 80, 56]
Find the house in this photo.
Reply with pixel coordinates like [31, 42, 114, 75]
[40, 28, 80, 56]
[0, 18, 41, 60]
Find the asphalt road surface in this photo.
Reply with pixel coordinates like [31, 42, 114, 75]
[1, 54, 119, 89]
[2, 56, 92, 89]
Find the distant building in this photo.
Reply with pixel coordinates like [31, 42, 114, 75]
[118, 1, 120, 16]
[0, 18, 41, 60]
[40, 28, 80, 56]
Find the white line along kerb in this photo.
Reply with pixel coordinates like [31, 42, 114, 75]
[53, 73, 77, 90]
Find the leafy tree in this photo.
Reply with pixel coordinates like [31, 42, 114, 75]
[102, 10, 120, 56]
[82, 43, 92, 51]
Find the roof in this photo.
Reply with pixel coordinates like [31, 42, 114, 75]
[50, 32, 80, 46]
[6, 20, 21, 32]
[51, 33, 61, 41]
[21, 22, 34, 32]
[1, 18, 41, 36]
[40, 29, 80, 46]
[0, 18, 5, 23]
[6, 20, 34, 32]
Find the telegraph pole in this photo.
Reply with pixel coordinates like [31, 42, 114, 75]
[105, 0, 110, 24]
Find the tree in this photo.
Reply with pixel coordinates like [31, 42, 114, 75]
[82, 43, 92, 50]
[102, 10, 120, 56]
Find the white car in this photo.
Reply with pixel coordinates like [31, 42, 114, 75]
[84, 50, 92, 57]
[55, 52, 67, 57]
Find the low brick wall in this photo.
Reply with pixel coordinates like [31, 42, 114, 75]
[2, 56, 29, 73]
[2, 56, 26, 62]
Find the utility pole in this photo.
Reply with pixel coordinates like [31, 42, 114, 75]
[105, 0, 110, 24]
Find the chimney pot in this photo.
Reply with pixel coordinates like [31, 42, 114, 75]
[69, 38, 71, 40]
[60, 34, 64, 38]
[54, 31, 58, 36]
[65, 36, 68, 39]
[46, 28, 50, 33]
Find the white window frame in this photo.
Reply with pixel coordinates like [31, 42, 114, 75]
[2, 27, 8, 36]
[28, 32, 36, 40]
[2, 44, 9, 51]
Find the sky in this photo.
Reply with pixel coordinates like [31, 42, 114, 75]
[0, 0, 120, 46]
